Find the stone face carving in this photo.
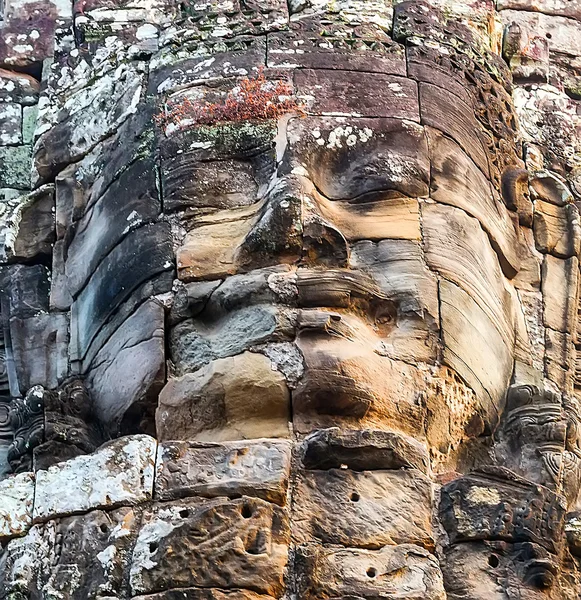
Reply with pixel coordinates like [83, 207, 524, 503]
[2, 0, 581, 598]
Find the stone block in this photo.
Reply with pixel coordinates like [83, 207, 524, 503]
[85, 300, 165, 435]
[33, 63, 144, 184]
[3, 263, 50, 319]
[295, 543, 446, 599]
[419, 82, 490, 178]
[533, 199, 581, 258]
[0, 506, 141, 599]
[0, 145, 31, 189]
[0, 471, 34, 540]
[301, 427, 429, 474]
[10, 311, 68, 391]
[294, 69, 420, 120]
[439, 278, 513, 428]
[149, 37, 266, 95]
[498, 0, 581, 19]
[157, 352, 291, 442]
[64, 156, 159, 297]
[33, 435, 156, 521]
[129, 496, 290, 597]
[0, 102, 22, 145]
[268, 19, 405, 74]
[22, 104, 37, 144]
[70, 221, 173, 362]
[0, 69, 39, 105]
[292, 468, 434, 550]
[541, 254, 579, 333]
[503, 20, 550, 82]
[440, 470, 567, 554]
[11, 184, 55, 261]
[155, 439, 291, 505]
[169, 304, 280, 375]
[0, 0, 70, 67]
[426, 127, 520, 278]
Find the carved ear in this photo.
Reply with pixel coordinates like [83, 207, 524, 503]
[530, 170, 574, 206]
[501, 167, 532, 226]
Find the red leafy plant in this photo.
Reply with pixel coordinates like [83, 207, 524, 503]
[155, 68, 305, 131]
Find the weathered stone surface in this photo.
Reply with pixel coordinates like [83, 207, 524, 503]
[541, 254, 579, 333]
[295, 543, 446, 599]
[515, 86, 581, 174]
[10, 184, 55, 261]
[349, 240, 439, 364]
[155, 439, 291, 505]
[0, 145, 31, 189]
[10, 311, 68, 391]
[301, 427, 430, 473]
[169, 304, 283, 375]
[34, 64, 144, 184]
[268, 20, 405, 73]
[132, 591, 275, 600]
[0, 506, 141, 599]
[423, 203, 516, 421]
[0, 471, 34, 540]
[2, 263, 49, 318]
[157, 352, 290, 442]
[64, 156, 160, 297]
[0, 103, 22, 145]
[441, 470, 567, 553]
[150, 40, 266, 95]
[85, 300, 165, 435]
[292, 468, 433, 549]
[70, 222, 173, 362]
[287, 116, 430, 202]
[33, 435, 156, 521]
[129, 496, 289, 597]
[441, 540, 555, 600]
[419, 82, 490, 178]
[0, 69, 39, 105]
[294, 69, 420, 120]
[498, 0, 581, 19]
[533, 199, 581, 258]
[426, 128, 521, 277]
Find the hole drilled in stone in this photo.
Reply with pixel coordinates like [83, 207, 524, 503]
[99, 523, 108, 534]
[367, 567, 377, 578]
[179, 509, 190, 518]
[241, 504, 253, 518]
[350, 492, 360, 502]
[489, 554, 500, 568]
[149, 542, 159, 553]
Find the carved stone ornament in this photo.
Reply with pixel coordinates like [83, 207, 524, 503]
[2, 0, 581, 598]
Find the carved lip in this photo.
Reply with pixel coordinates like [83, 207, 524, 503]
[296, 268, 390, 308]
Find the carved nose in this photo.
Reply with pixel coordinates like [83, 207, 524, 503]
[236, 174, 349, 270]
[236, 175, 303, 270]
[302, 197, 349, 268]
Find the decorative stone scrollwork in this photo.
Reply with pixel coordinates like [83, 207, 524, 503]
[7, 379, 104, 473]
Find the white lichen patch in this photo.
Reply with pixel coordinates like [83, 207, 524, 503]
[33, 435, 157, 521]
[0, 472, 35, 540]
[466, 486, 501, 505]
[312, 124, 373, 149]
[129, 506, 185, 594]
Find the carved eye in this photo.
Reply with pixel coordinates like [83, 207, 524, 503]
[344, 189, 409, 204]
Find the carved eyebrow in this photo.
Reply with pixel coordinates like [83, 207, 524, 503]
[309, 178, 413, 203]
